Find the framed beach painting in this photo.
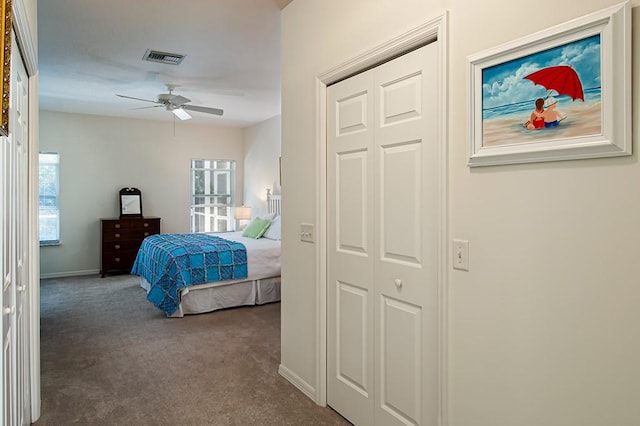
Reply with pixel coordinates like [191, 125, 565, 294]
[467, 2, 631, 167]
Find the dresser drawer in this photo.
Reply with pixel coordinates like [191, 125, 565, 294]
[102, 229, 158, 242]
[102, 240, 141, 253]
[102, 229, 138, 242]
[101, 251, 138, 272]
[102, 220, 132, 232]
[102, 218, 160, 232]
[138, 219, 160, 232]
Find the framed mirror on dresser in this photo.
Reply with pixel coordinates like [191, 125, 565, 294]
[119, 187, 142, 218]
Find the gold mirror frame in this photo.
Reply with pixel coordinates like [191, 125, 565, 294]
[0, 0, 13, 137]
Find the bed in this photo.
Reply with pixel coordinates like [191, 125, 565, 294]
[132, 194, 281, 317]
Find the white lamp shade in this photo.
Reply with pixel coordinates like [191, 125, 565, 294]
[234, 206, 252, 221]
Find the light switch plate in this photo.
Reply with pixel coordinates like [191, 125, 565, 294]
[453, 239, 469, 271]
[300, 223, 314, 243]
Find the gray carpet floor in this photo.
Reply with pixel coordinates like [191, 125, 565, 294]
[34, 274, 349, 425]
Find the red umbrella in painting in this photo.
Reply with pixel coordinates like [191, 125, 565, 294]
[523, 65, 584, 101]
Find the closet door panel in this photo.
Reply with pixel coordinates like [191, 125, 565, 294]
[379, 141, 422, 267]
[337, 151, 368, 255]
[380, 296, 422, 424]
[327, 70, 375, 426]
[374, 42, 439, 426]
[336, 281, 368, 393]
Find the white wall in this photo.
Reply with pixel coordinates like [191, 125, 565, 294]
[281, 1, 640, 425]
[39, 111, 244, 277]
[243, 115, 281, 216]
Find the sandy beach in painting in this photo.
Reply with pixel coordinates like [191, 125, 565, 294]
[482, 100, 601, 147]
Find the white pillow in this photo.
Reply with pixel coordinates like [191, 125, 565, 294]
[263, 215, 281, 240]
[244, 212, 276, 231]
[258, 212, 277, 221]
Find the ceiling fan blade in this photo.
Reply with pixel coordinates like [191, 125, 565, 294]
[182, 104, 224, 116]
[168, 95, 190, 105]
[131, 105, 164, 110]
[116, 94, 159, 104]
[171, 108, 192, 121]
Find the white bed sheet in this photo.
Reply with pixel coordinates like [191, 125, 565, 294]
[216, 231, 280, 280]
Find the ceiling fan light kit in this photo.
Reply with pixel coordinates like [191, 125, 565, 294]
[171, 107, 192, 121]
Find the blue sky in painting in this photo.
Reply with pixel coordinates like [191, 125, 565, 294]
[482, 34, 600, 110]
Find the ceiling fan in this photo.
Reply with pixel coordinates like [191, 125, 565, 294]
[116, 84, 224, 120]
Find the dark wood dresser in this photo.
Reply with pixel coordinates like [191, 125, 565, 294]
[100, 217, 161, 277]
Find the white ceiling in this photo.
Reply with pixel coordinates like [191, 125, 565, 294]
[38, 0, 293, 128]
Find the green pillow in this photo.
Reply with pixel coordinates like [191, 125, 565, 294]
[242, 217, 271, 239]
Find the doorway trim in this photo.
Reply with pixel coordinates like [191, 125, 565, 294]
[314, 11, 450, 424]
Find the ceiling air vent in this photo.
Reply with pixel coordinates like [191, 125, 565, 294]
[142, 49, 186, 65]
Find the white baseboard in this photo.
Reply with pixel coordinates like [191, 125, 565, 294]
[278, 364, 317, 403]
[40, 269, 100, 279]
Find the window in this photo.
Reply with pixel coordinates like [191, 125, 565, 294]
[190, 159, 235, 233]
[39, 153, 60, 245]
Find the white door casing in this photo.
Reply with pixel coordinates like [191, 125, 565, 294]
[327, 42, 440, 425]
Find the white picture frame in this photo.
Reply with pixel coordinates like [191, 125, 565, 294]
[467, 2, 631, 167]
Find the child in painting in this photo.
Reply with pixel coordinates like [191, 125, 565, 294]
[542, 96, 567, 128]
[524, 98, 545, 129]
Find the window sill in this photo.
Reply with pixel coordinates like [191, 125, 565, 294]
[40, 241, 60, 247]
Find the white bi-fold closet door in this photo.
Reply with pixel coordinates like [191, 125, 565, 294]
[327, 41, 439, 425]
[2, 35, 31, 426]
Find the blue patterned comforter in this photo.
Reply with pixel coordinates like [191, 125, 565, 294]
[131, 233, 248, 315]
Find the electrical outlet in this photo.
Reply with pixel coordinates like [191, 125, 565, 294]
[453, 239, 469, 271]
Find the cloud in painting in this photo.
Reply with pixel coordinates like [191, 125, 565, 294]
[482, 34, 600, 110]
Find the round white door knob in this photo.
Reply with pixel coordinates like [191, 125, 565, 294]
[394, 279, 402, 288]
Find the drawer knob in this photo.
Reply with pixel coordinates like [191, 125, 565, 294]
[115, 233, 120, 238]
[143, 232, 149, 236]
[143, 223, 149, 227]
[115, 224, 121, 229]
[115, 244, 120, 249]
[114, 257, 120, 262]
[394, 278, 403, 288]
